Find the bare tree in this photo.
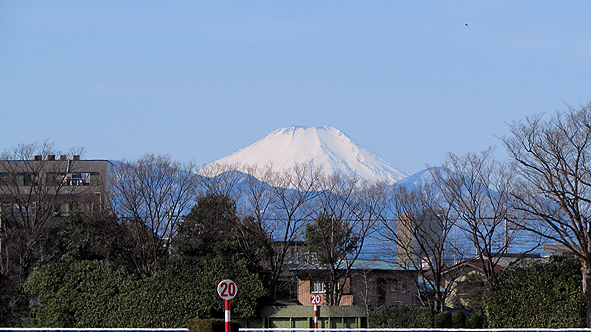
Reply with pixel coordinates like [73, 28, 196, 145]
[305, 174, 389, 305]
[382, 183, 463, 312]
[435, 148, 525, 279]
[503, 103, 591, 325]
[238, 164, 277, 228]
[197, 162, 323, 303]
[0, 141, 87, 283]
[113, 154, 197, 274]
[262, 163, 322, 303]
[357, 268, 376, 315]
[232, 164, 281, 300]
[305, 174, 359, 305]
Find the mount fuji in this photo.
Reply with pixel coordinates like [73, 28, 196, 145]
[208, 126, 410, 184]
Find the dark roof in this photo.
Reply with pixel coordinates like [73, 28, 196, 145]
[443, 258, 504, 274]
[294, 259, 416, 271]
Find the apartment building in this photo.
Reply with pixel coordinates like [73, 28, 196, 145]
[0, 155, 113, 276]
[0, 155, 113, 219]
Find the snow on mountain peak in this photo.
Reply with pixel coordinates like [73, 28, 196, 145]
[207, 126, 410, 184]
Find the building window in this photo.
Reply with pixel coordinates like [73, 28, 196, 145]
[311, 280, 325, 293]
[46, 172, 92, 186]
[0, 173, 38, 186]
[61, 203, 74, 216]
[47, 173, 64, 186]
[65, 173, 91, 186]
[382, 278, 408, 293]
[395, 281, 408, 293]
[304, 251, 319, 265]
[287, 247, 301, 264]
[13, 203, 28, 213]
[20, 173, 38, 186]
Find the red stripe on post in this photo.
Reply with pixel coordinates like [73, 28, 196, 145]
[225, 299, 231, 332]
[314, 304, 318, 329]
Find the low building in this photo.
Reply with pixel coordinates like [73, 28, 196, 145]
[441, 258, 503, 309]
[543, 243, 572, 257]
[295, 259, 419, 306]
[442, 253, 542, 309]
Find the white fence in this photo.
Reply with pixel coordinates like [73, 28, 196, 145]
[0, 330, 187, 332]
[3, 329, 591, 332]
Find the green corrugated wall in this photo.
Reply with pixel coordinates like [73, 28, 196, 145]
[238, 306, 367, 328]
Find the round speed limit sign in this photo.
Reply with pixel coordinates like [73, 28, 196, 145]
[310, 294, 321, 304]
[217, 280, 237, 300]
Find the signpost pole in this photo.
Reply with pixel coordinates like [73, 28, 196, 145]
[225, 299, 231, 332]
[314, 304, 318, 329]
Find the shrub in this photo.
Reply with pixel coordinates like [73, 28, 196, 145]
[433, 311, 452, 328]
[368, 305, 433, 328]
[451, 310, 466, 328]
[188, 318, 239, 332]
[466, 313, 485, 328]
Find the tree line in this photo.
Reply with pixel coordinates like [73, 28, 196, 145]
[2, 103, 591, 326]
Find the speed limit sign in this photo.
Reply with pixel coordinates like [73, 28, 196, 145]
[217, 280, 237, 300]
[310, 294, 321, 304]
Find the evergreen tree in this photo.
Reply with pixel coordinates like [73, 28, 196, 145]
[26, 194, 267, 327]
[305, 211, 359, 305]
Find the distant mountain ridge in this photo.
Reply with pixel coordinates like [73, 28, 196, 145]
[209, 126, 410, 184]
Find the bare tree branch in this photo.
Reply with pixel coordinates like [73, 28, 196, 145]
[503, 102, 591, 326]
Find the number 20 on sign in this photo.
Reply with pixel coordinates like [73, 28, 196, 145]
[310, 294, 321, 304]
[217, 279, 237, 300]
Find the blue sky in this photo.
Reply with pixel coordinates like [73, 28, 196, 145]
[1, 1, 590, 174]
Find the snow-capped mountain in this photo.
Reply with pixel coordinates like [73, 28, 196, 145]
[394, 167, 437, 190]
[207, 126, 410, 184]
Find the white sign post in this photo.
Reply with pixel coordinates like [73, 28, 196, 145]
[218, 280, 237, 332]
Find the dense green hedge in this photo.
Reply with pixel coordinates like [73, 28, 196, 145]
[24, 196, 268, 328]
[367, 305, 483, 328]
[484, 255, 586, 328]
[368, 305, 433, 328]
[26, 257, 266, 327]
